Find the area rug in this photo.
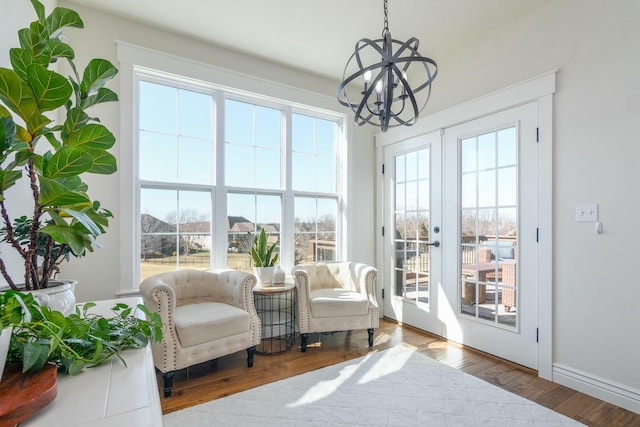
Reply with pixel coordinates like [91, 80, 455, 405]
[163, 345, 584, 426]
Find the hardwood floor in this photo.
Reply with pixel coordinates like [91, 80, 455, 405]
[158, 319, 639, 426]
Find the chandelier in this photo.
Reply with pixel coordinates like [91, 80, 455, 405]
[337, 0, 438, 132]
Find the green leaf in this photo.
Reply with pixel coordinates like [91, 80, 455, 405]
[26, 64, 73, 112]
[40, 223, 85, 255]
[67, 123, 115, 149]
[46, 7, 84, 38]
[62, 108, 89, 140]
[44, 146, 93, 179]
[0, 170, 23, 193]
[67, 360, 85, 376]
[6, 150, 34, 170]
[27, 114, 51, 135]
[0, 116, 16, 147]
[22, 341, 48, 372]
[80, 87, 118, 110]
[31, 0, 46, 23]
[0, 67, 40, 125]
[38, 176, 91, 207]
[61, 208, 101, 236]
[18, 23, 48, 61]
[85, 150, 116, 175]
[9, 48, 33, 82]
[80, 59, 117, 98]
[48, 39, 75, 61]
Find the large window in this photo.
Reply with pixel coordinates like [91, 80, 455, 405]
[137, 76, 343, 282]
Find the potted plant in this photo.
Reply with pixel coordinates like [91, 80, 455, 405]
[0, 289, 163, 378]
[248, 228, 279, 285]
[0, 0, 118, 304]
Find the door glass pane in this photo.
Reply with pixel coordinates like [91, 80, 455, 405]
[459, 127, 517, 328]
[394, 148, 431, 304]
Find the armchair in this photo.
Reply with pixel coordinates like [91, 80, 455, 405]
[140, 269, 261, 397]
[292, 262, 379, 352]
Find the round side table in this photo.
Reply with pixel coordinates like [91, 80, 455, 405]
[252, 282, 296, 355]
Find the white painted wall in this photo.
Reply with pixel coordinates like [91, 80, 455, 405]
[385, 0, 640, 411]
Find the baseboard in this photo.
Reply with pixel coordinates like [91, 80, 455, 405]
[553, 363, 640, 414]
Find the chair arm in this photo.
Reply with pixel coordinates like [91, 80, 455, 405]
[139, 278, 179, 372]
[355, 263, 378, 308]
[292, 269, 312, 333]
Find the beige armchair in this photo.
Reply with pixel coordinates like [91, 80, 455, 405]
[140, 269, 261, 397]
[292, 262, 379, 352]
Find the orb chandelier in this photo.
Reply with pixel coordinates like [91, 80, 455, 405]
[336, 0, 438, 132]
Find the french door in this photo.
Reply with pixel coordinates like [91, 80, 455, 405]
[382, 102, 538, 369]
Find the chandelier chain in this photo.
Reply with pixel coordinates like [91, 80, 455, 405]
[383, 0, 389, 36]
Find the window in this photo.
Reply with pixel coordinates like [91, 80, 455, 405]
[136, 75, 343, 282]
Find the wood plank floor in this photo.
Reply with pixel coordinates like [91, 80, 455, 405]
[158, 319, 639, 426]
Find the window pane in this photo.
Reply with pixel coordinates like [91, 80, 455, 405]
[316, 120, 336, 157]
[292, 114, 338, 193]
[498, 127, 517, 167]
[292, 114, 314, 153]
[226, 143, 254, 187]
[292, 152, 314, 191]
[227, 193, 281, 272]
[141, 188, 176, 225]
[226, 99, 253, 145]
[139, 132, 177, 182]
[255, 148, 281, 190]
[255, 105, 281, 150]
[316, 155, 335, 193]
[294, 196, 337, 264]
[477, 133, 496, 169]
[461, 137, 476, 173]
[178, 89, 211, 139]
[139, 81, 176, 134]
[178, 136, 212, 184]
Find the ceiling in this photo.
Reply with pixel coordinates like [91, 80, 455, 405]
[65, 0, 547, 82]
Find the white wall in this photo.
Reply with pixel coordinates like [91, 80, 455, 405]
[387, 0, 640, 411]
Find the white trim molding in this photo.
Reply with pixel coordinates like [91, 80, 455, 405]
[554, 364, 640, 414]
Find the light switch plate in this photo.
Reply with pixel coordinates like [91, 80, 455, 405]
[576, 203, 598, 222]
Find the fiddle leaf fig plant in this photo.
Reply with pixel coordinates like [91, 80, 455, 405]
[0, 0, 118, 290]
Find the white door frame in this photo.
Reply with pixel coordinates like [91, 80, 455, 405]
[375, 70, 555, 379]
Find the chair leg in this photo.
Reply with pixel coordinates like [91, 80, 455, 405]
[162, 371, 175, 398]
[300, 333, 309, 352]
[367, 328, 375, 347]
[247, 346, 256, 368]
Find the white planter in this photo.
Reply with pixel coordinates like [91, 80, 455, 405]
[28, 280, 78, 316]
[0, 326, 12, 383]
[253, 267, 275, 286]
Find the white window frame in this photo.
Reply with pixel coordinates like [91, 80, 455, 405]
[117, 42, 349, 294]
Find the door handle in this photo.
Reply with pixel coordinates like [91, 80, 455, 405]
[426, 240, 440, 248]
